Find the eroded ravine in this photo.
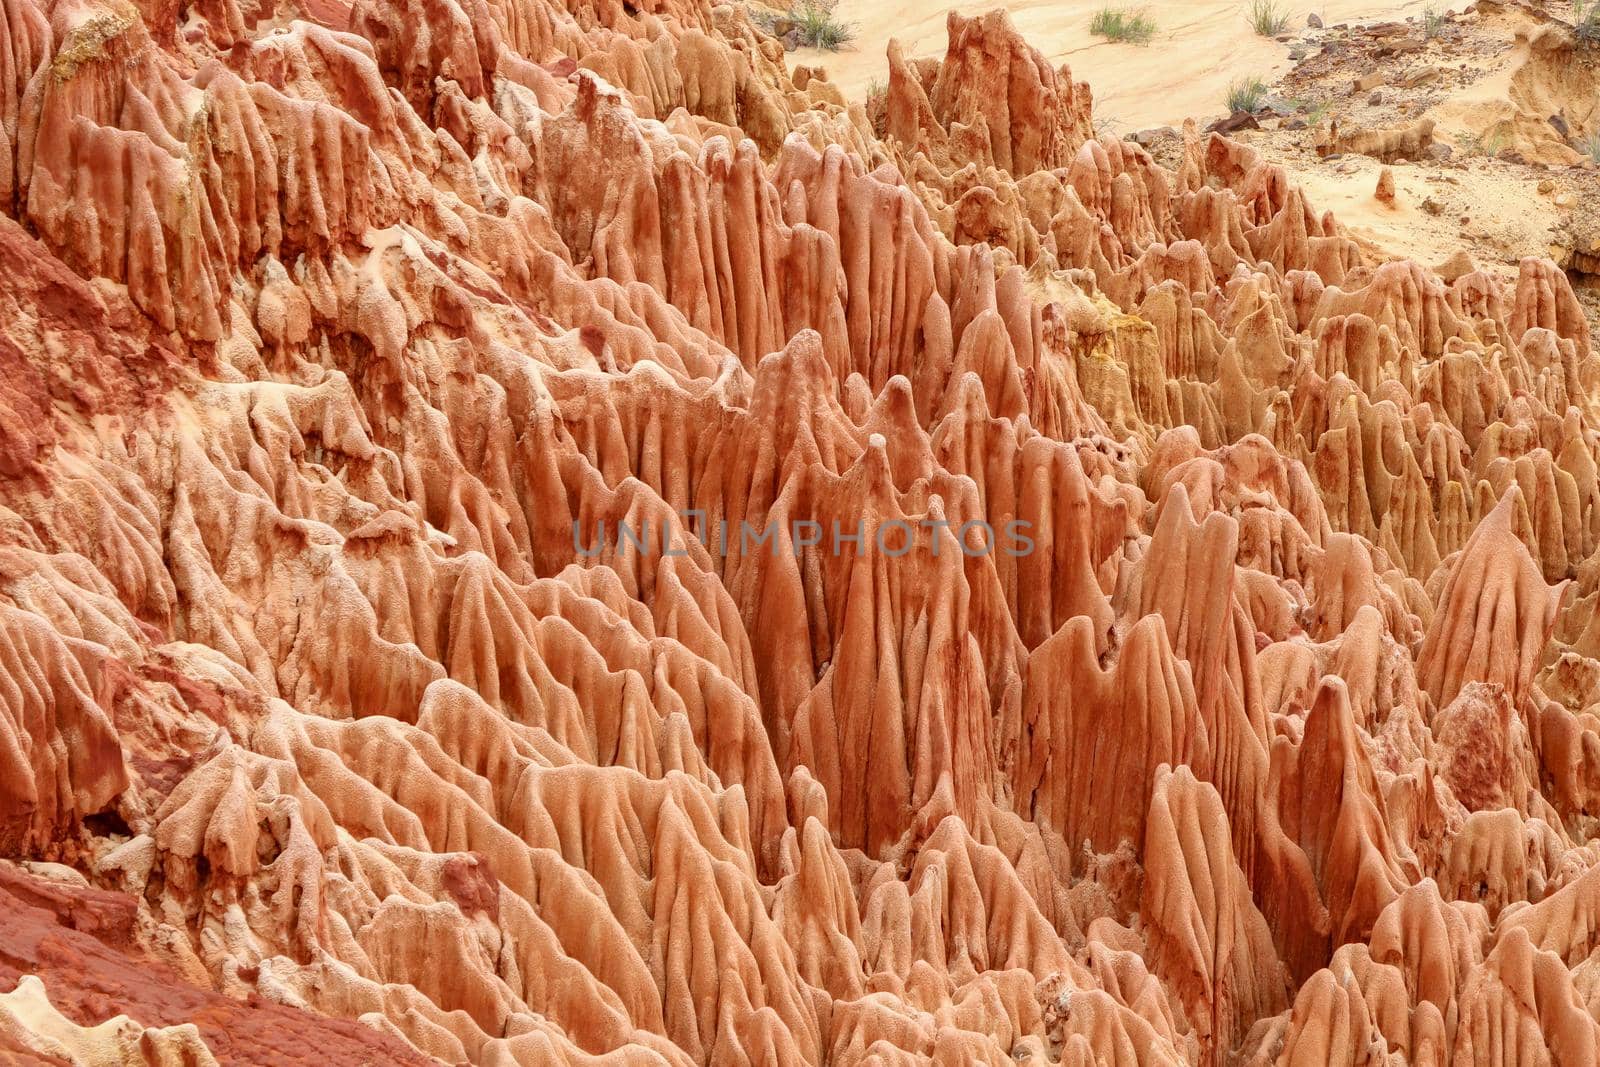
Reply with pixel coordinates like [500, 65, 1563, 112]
[1, 0, 1599, 1063]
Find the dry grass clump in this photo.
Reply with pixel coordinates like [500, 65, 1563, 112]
[1090, 6, 1158, 43]
[1226, 75, 1269, 113]
[792, 3, 855, 49]
[1248, 0, 1291, 36]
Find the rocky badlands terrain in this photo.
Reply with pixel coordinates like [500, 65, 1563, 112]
[1, 0, 1600, 1060]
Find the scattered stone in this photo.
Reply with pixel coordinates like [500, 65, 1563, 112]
[1425, 142, 1452, 161]
[1289, 46, 1307, 60]
[1355, 72, 1387, 92]
[1422, 197, 1444, 214]
[1369, 90, 1384, 106]
[1402, 66, 1442, 88]
[1549, 115, 1570, 138]
[1307, 11, 1323, 27]
[1538, 179, 1555, 194]
[1285, 118, 1307, 130]
[781, 28, 800, 51]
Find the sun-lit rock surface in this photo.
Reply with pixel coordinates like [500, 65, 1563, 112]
[0, 0, 1598, 1062]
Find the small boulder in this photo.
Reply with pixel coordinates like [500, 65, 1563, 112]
[1131, 126, 1178, 146]
[1207, 110, 1262, 134]
[1307, 11, 1323, 27]
[1433, 249, 1475, 282]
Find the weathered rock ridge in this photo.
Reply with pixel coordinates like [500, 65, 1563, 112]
[0, 0, 1598, 1062]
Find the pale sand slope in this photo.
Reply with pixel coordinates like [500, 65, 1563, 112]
[800, 0, 1456, 129]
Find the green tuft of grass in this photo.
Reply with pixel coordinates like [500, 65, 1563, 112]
[1090, 6, 1158, 43]
[1226, 75, 1269, 113]
[1247, 0, 1292, 36]
[1421, 4, 1446, 37]
[792, 3, 855, 50]
[1579, 131, 1600, 163]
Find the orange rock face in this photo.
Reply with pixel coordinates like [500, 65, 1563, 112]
[0, 0, 1597, 1062]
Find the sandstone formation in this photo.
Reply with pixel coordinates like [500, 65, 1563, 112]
[0, 0, 1597, 1063]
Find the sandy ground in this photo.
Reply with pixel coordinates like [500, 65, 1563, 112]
[1289, 158, 1569, 269]
[798, 0, 1463, 129]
